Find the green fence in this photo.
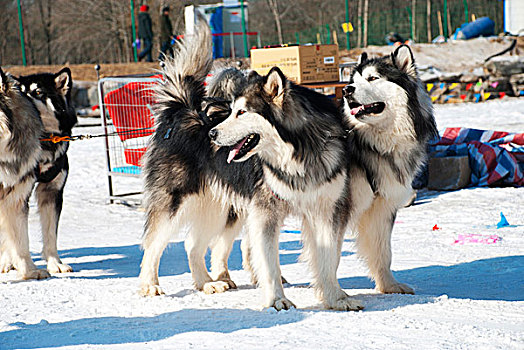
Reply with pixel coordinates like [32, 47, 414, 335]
[266, 0, 504, 49]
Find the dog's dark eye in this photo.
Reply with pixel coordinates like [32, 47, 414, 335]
[367, 76, 379, 82]
[237, 109, 246, 117]
[33, 89, 44, 97]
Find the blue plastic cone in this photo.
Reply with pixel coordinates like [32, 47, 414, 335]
[497, 212, 510, 229]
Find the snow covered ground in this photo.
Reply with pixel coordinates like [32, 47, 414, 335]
[1, 98, 523, 350]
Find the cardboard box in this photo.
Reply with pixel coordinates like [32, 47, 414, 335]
[250, 44, 340, 84]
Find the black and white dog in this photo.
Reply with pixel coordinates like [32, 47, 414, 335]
[16, 68, 77, 274]
[139, 18, 261, 296]
[0, 67, 48, 280]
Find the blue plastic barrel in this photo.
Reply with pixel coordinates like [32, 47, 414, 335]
[456, 17, 495, 40]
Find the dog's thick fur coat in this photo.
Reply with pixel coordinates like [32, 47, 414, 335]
[17, 68, 77, 274]
[342, 45, 438, 294]
[139, 18, 260, 296]
[0, 67, 48, 280]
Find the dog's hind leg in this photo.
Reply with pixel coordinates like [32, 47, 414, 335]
[301, 214, 364, 311]
[36, 169, 72, 273]
[140, 209, 181, 296]
[246, 199, 294, 310]
[209, 207, 242, 290]
[0, 185, 50, 280]
[356, 196, 414, 294]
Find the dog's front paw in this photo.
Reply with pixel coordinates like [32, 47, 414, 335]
[0, 262, 14, 273]
[267, 297, 296, 311]
[202, 281, 232, 294]
[139, 284, 165, 297]
[379, 282, 414, 295]
[327, 296, 365, 311]
[20, 268, 51, 280]
[47, 260, 73, 274]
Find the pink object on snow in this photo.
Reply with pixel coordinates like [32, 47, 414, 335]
[453, 233, 500, 245]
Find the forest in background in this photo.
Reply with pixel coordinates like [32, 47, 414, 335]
[0, 0, 504, 66]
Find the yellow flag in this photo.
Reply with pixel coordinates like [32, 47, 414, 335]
[431, 96, 439, 102]
[449, 83, 459, 90]
[342, 22, 354, 33]
[426, 83, 434, 92]
[484, 93, 491, 100]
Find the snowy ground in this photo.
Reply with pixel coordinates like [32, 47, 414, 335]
[1, 98, 523, 350]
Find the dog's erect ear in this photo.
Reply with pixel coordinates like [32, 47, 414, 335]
[247, 70, 260, 82]
[0, 67, 7, 93]
[264, 67, 286, 106]
[358, 52, 368, 65]
[54, 67, 72, 96]
[392, 45, 416, 77]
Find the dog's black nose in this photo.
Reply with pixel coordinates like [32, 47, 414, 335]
[343, 85, 355, 97]
[208, 128, 218, 140]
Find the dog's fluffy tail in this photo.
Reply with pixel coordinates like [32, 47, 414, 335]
[154, 15, 213, 113]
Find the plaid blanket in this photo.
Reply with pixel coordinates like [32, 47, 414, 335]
[430, 128, 524, 187]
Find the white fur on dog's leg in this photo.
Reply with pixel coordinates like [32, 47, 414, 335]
[139, 212, 177, 297]
[246, 205, 293, 311]
[379, 281, 415, 295]
[0, 252, 14, 273]
[357, 197, 414, 296]
[210, 213, 241, 291]
[46, 257, 73, 274]
[19, 268, 51, 280]
[202, 280, 231, 294]
[328, 291, 364, 311]
[139, 284, 165, 297]
[270, 297, 296, 311]
[301, 216, 362, 311]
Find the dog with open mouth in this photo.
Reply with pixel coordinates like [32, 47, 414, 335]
[341, 44, 438, 295]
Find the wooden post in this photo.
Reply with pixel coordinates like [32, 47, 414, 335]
[437, 10, 444, 37]
[427, 0, 432, 42]
[412, 0, 416, 42]
[446, 2, 452, 39]
[357, 0, 362, 47]
[333, 30, 338, 46]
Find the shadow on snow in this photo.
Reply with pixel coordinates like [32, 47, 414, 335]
[0, 308, 306, 349]
[41, 242, 523, 302]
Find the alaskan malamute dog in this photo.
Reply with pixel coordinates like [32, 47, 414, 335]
[139, 18, 259, 296]
[209, 45, 437, 310]
[341, 45, 437, 294]
[209, 67, 363, 311]
[17, 68, 77, 274]
[0, 67, 47, 280]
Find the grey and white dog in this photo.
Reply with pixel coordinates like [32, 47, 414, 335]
[209, 45, 437, 310]
[209, 67, 361, 311]
[139, 18, 259, 297]
[16, 68, 77, 274]
[341, 45, 438, 295]
[0, 67, 47, 280]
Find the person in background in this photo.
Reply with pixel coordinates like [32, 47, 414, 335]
[138, 5, 153, 62]
[159, 6, 174, 60]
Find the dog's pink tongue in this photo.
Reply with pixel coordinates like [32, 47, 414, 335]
[350, 105, 365, 115]
[227, 137, 247, 164]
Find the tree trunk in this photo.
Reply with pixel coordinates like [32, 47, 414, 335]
[267, 0, 283, 45]
[363, 0, 368, 47]
[412, 0, 416, 41]
[427, 0, 432, 43]
[357, 0, 362, 47]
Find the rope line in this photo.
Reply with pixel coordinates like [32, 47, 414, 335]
[39, 127, 155, 143]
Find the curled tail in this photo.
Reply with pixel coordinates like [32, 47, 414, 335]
[154, 15, 213, 113]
